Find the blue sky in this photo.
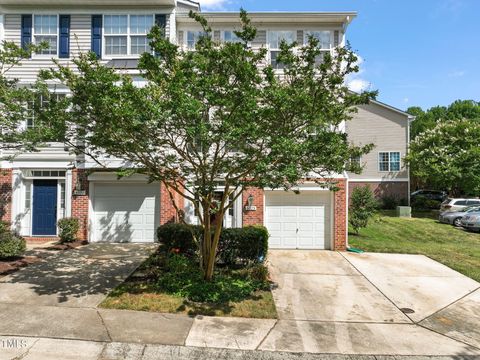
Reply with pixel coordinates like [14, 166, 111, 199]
[198, 0, 479, 111]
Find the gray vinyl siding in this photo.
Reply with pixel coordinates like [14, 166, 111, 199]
[346, 103, 409, 180]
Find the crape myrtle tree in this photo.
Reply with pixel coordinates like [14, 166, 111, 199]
[40, 10, 375, 280]
[0, 41, 60, 155]
[407, 118, 480, 197]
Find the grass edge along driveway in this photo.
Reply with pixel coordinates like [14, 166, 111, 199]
[349, 211, 480, 283]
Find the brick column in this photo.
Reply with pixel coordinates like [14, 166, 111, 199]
[160, 183, 184, 225]
[333, 179, 347, 251]
[0, 169, 13, 224]
[71, 169, 89, 241]
[242, 187, 264, 226]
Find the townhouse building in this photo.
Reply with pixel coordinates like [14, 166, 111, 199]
[0, 0, 412, 250]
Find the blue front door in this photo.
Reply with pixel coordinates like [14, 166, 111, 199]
[32, 180, 58, 236]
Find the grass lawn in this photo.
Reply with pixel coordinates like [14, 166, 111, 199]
[349, 211, 480, 282]
[100, 252, 277, 319]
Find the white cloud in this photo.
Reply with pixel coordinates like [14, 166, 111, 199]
[345, 54, 372, 93]
[347, 78, 371, 93]
[197, 0, 229, 10]
[448, 70, 466, 78]
[403, 97, 409, 104]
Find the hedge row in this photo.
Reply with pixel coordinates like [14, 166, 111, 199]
[157, 223, 268, 266]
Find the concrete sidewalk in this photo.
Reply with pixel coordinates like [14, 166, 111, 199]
[0, 247, 479, 357]
[1, 336, 479, 360]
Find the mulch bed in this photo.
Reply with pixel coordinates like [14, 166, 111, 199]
[0, 240, 89, 276]
[44, 240, 88, 251]
[0, 256, 42, 276]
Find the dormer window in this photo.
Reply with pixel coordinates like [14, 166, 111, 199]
[104, 15, 154, 57]
[33, 15, 58, 55]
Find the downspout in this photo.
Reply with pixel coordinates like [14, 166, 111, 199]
[407, 115, 416, 206]
[344, 171, 350, 250]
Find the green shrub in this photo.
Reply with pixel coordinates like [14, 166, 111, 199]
[156, 223, 202, 256]
[156, 224, 269, 265]
[0, 231, 26, 259]
[412, 196, 440, 210]
[218, 226, 269, 265]
[349, 186, 378, 235]
[156, 254, 268, 303]
[57, 217, 80, 243]
[0, 221, 10, 234]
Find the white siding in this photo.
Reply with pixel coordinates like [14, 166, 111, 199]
[70, 15, 91, 57]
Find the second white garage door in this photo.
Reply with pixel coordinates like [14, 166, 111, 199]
[92, 183, 160, 243]
[265, 191, 331, 249]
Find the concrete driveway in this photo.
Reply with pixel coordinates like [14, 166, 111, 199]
[264, 250, 480, 356]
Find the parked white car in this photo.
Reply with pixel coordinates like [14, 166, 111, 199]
[440, 198, 480, 212]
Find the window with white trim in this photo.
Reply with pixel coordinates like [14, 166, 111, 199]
[104, 15, 154, 56]
[26, 93, 66, 129]
[33, 15, 58, 55]
[186, 30, 209, 49]
[267, 30, 296, 70]
[305, 30, 332, 65]
[25, 183, 32, 210]
[350, 155, 361, 168]
[379, 152, 401, 172]
[223, 30, 241, 43]
[60, 182, 66, 213]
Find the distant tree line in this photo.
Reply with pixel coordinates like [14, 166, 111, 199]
[406, 100, 480, 197]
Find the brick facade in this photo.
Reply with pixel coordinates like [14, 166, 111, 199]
[348, 181, 409, 204]
[333, 179, 348, 251]
[242, 187, 264, 226]
[0, 169, 13, 224]
[160, 183, 185, 225]
[71, 169, 89, 241]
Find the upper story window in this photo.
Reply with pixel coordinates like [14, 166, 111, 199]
[104, 15, 154, 56]
[223, 30, 241, 43]
[305, 31, 332, 49]
[186, 30, 209, 49]
[305, 30, 333, 65]
[26, 93, 66, 129]
[267, 30, 296, 70]
[379, 151, 401, 172]
[34, 15, 58, 55]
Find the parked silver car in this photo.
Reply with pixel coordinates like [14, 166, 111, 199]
[439, 205, 480, 227]
[461, 211, 480, 232]
[440, 198, 480, 212]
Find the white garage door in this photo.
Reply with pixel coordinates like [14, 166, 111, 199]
[265, 191, 331, 249]
[92, 183, 160, 243]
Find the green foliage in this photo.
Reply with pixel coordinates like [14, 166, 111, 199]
[411, 196, 441, 210]
[218, 226, 269, 265]
[349, 186, 378, 234]
[157, 223, 269, 265]
[57, 217, 80, 243]
[0, 41, 56, 156]
[0, 224, 26, 259]
[408, 100, 480, 139]
[157, 223, 202, 256]
[156, 254, 269, 303]
[40, 10, 375, 280]
[407, 119, 480, 196]
[379, 195, 408, 210]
